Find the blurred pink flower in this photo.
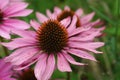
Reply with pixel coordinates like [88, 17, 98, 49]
[0, 59, 15, 80]
[0, 0, 33, 39]
[2, 12, 104, 80]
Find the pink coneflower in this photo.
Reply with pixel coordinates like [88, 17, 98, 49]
[0, 59, 15, 80]
[2, 12, 104, 80]
[0, 0, 32, 39]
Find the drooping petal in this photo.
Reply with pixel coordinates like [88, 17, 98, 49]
[69, 30, 101, 41]
[11, 29, 36, 38]
[69, 42, 104, 53]
[54, 6, 62, 15]
[10, 48, 38, 65]
[67, 49, 97, 61]
[64, 6, 70, 11]
[68, 24, 91, 37]
[75, 8, 83, 17]
[46, 9, 53, 18]
[67, 15, 77, 33]
[69, 19, 100, 37]
[6, 9, 33, 17]
[14, 53, 41, 70]
[42, 54, 55, 80]
[57, 53, 72, 72]
[1, 38, 36, 50]
[81, 12, 95, 25]
[36, 12, 48, 23]
[3, 19, 30, 29]
[62, 51, 85, 65]
[30, 20, 40, 30]
[60, 17, 71, 28]
[0, 25, 10, 39]
[4, 2, 29, 16]
[5, 47, 38, 62]
[34, 54, 48, 80]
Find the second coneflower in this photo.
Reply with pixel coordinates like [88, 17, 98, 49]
[2, 12, 104, 80]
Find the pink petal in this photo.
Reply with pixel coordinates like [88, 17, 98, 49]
[75, 8, 83, 17]
[4, 19, 30, 29]
[54, 7, 62, 15]
[64, 6, 70, 11]
[30, 20, 40, 30]
[60, 17, 71, 28]
[68, 25, 91, 37]
[1, 38, 36, 50]
[10, 48, 38, 65]
[0, 25, 10, 39]
[11, 29, 36, 38]
[0, 63, 12, 73]
[67, 49, 97, 61]
[69, 30, 100, 41]
[6, 9, 33, 17]
[69, 42, 104, 53]
[81, 12, 95, 25]
[67, 15, 77, 33]
[62, 51, 85, 65]
[42, 54, 55, 80]
[70, 19, 100, 36]
[89, 19, 101, 27]
[0, 60, 6, 69]
[36, 12, 48, 23]
[0, 0, 9, 9]
[46, 9, 52, 18]
[57, 53, 72, 72]
[0, 59, 12, 72]
[35, 54, 48, 80]
[4, 2, 29, 16]
[5, 47, 37, 62]
[14, 53, 41, 70]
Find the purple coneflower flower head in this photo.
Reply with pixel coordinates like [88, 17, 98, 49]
[0, 59, 15, 80]
[2, 11, 104, 80]
[0, 0, 33, 39]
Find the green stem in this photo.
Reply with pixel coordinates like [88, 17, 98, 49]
[0, 37, 9, 56]
[66, 72, 70, 80]
[114, 0, 119, 59]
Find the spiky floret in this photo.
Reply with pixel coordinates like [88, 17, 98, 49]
[57, 10, 81, 27]
[36, 20, 68, 54]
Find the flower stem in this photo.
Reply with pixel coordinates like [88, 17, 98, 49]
[0, 37, 9, 56]
[66, 72, 70, 80]
[114, 0, 119, 59]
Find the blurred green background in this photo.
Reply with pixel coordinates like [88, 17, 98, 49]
[1, 0, 120, 80]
